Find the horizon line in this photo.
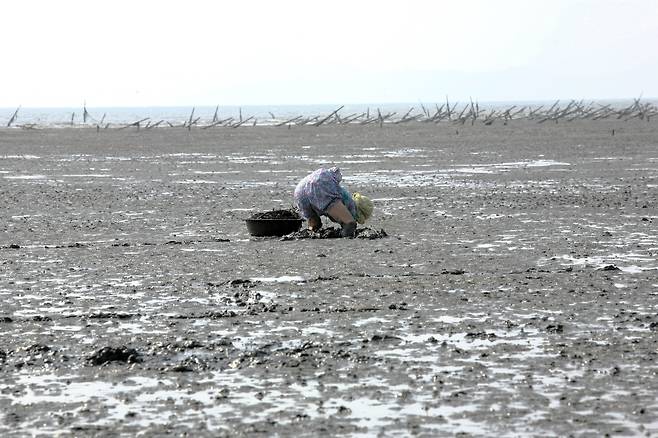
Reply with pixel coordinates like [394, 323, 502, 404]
[1, 96, 656, 110]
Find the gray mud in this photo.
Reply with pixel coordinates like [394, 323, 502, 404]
[1, 121, 657, 437]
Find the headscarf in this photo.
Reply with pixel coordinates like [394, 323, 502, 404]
[352, 193, 374, 224]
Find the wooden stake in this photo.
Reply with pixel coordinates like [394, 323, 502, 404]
[187, 107, 195, 130]
[7, 106, 20, 127]
[446, 96, 451, 120]
[118, 118, 149, 130]
[202, 117, 233, 129]
[314, 106, 344, 127]
[401, 107, 415, 120]
[275, 116, 303, 127]
[231, 116, 254, 128]
[420, 102, 429, 118]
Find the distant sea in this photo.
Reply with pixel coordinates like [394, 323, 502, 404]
[0, 99, 654, 127]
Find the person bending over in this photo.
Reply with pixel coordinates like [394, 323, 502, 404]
[294, 167, 373, 238]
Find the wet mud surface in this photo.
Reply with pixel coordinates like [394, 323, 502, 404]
[1, 121, 657, 436]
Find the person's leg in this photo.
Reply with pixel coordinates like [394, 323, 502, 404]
[326, 201, 354, 224]
[326, 201, 357, 238]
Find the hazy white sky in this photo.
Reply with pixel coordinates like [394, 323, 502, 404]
[2, 0, 657, 107]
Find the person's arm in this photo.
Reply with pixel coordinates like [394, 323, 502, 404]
[295, 185, 321, 231]
[307, 214, 322, 231]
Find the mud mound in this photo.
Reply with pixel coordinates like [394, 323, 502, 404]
[87, 347, 142, 366]
[281, 226, 388, 240]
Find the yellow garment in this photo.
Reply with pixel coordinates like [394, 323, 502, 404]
[352, 193, 374, 224]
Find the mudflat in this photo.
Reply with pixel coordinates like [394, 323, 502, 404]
[0, 120, 657, 437]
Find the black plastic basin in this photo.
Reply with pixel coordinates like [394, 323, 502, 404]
[245, 218, 303, 237]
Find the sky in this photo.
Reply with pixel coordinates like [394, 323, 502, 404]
[1, 0, 657, 107]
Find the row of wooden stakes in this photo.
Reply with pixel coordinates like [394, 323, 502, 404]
[5, 99, 657, 130]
